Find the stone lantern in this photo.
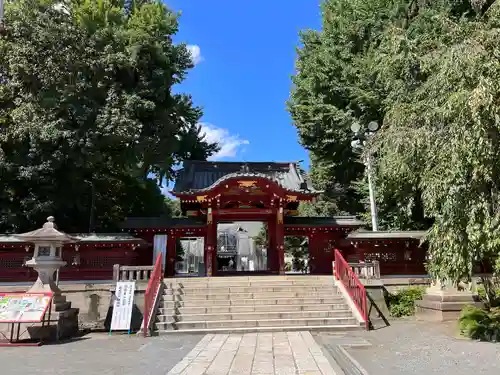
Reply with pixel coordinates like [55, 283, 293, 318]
[415, 278, 482, 321]
[13, 216, 80, 340]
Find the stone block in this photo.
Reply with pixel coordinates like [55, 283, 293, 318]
[415, 292, 483, 322]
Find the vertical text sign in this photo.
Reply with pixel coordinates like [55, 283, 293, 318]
[110, 281, 136, 332]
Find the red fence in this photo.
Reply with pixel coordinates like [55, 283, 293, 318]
[333, 249, 368, 329]
[143, 253, 163, 337]
[0, 245, 139, 282]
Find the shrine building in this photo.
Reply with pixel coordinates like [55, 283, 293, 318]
[123, 161, 426, 277]
[0, 161, 429, 282]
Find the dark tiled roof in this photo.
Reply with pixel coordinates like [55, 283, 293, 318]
[0, 233, 145, 243]
[284, 216, 365, 227]
[122, 217, 206, 229]
[172, 161, 320, 194]
[347, 230, 427, 240]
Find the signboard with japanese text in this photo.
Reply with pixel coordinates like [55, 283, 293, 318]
[110, 281, 135, 332]
[0, 292, 53, 323]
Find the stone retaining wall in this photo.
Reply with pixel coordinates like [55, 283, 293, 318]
[0, 283, 147, 331]
[0, 276, 435, 332]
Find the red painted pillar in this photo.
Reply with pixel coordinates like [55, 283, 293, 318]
[204, 207, 217, 277]
[267, 218, 276, 272]
[276, 202, 285, 275]
[166, 231, 176, 277]
[308, 233, 317, 275]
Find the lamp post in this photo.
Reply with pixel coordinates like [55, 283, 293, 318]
[351, 121, 379, 231]
[0, 0, 4, 25]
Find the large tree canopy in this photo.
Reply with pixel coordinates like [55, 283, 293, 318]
[0, 0, 218, 233]
[289, 0, 500, 282]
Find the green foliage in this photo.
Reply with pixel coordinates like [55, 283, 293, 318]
[290, 0, 500, 282]
[371, 0, 500, 282]
[476, 280, 500, 308]
[459, 305, 500, 342]
[254, 225, 268, 250]
[385, 286, 425, 317]
[0, 0, 217, 232]
[164, 197, 183, 218]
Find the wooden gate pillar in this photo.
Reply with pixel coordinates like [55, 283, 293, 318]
[166, 230, 177, 277]
[276, 202, 285, 275]
[267, 217, 276, 272]
[204, 206, 217, 276]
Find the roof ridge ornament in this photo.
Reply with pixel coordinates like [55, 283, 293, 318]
[240, 163, 250, 173]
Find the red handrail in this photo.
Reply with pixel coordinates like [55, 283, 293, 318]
[333, 248, 369, 330]
[143, 253, 163, 337]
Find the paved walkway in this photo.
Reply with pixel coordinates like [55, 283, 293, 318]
[318, 320, 500, 375]
[167, 331, 339, 375]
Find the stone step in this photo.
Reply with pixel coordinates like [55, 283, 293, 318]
[165, 280, 336, 288]
[164, 285, 337, 294]
[155, 324, 363, 335]
[157, 309, 353, 322]
[162, 291, 341, 300]
[156, 317, 359, 330]
[159, 296, 346, 307]
[158, 303, 349, 315]
[166, 275, 334, 282]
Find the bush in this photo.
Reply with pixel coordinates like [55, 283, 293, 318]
[385, 286, 426, 317]
[476, 284, 500, 308]
[459, 305, 500, 342]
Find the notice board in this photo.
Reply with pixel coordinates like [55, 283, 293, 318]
[110, 281, 135, 332]
[0, 292, 53, 323]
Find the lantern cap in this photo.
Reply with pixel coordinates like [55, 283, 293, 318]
[13, 216, 78, 244]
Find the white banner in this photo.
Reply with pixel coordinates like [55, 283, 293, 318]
[110, 281, 136, 332]
[153, 234, 167, 269]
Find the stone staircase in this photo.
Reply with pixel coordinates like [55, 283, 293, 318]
[151, 275, 364, 334]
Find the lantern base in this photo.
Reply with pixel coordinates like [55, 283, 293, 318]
[415, 280, 481, 322]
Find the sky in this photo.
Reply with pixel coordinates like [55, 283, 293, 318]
[167, 0, 322, 167]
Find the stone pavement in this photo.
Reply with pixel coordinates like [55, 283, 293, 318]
[0, 333, 204, 375]
[167, 331, 340, 375]
[3, 321, 499, 375]
[317, 320, 500, 375]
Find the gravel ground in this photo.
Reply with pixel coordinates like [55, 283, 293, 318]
[0, 333, 204, 375]
[319, 319, 500, 375]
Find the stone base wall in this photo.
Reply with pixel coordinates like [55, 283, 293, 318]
[0, 276, 438, 332]
[415, 295, 483, 322]
[0, 283, 147, 332]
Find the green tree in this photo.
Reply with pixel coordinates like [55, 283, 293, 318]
[288, 0, 430, 227]
[0, 0, 217, 232]
[369, 0, 500, 282]
[290, 0, 500, 283]
[164, 197, 183, 218]
[254, 225, 268, 251]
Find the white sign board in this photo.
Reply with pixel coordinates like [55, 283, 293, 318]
[110, 281, 136, 332]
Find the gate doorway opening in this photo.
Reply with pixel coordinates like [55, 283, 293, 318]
[216, 221, 268, 274]
[175, 237, 205, 276]
[284, 236, 309, 273]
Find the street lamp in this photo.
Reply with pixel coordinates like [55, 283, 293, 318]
[351, 121, 379, 231]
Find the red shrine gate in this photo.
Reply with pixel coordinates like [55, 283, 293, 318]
[125, 161, 366, 277]
[0, 161, 429, 282]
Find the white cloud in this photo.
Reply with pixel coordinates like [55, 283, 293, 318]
[186, 44, 203, 65]
[199, 123, 249, 160]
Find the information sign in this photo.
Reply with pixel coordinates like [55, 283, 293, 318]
[0, 292, 53, 323]
[110, 281, 135, 332]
